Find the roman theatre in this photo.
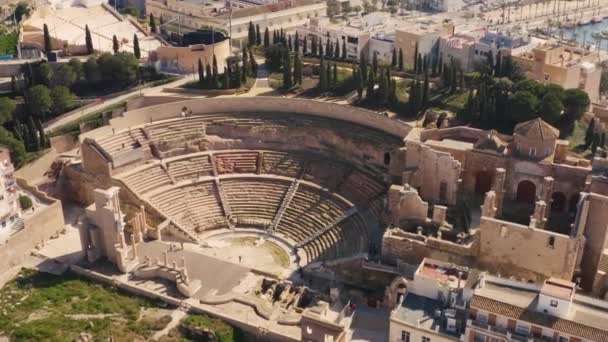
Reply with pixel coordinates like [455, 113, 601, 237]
[70, 97, 608, 340]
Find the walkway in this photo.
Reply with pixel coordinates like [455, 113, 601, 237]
[43, 75, 194, 133]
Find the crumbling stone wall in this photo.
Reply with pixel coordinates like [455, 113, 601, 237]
[404, 141, 461, 205]
[381, 229, 477, 266]
[478, 217, 581, 281]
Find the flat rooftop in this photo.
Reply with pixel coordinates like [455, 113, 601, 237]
[472, 277, 608, 341]
[392, 293, 461, 338]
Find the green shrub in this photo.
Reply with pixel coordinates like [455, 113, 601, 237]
[19, 194, 32, 210]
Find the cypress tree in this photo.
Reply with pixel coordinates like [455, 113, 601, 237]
[198, 58, 204, 83]
[354, 68, 363, 100]
[422, 70, 429, 107]
[438, 56, 443, 74]
[372, 52, 378, 74]
[398, 48, 403, 71]
[248, 21, 255, 46]
[112, 35, 119, 54]
[416, 53, 423, 74]
[223, 66, 230, 89]
[311, 36, 317, 56]
[341, 39, 346, 60]
[35, 117, 47, 148]
[256, 24, 261, 45]
[85, 25, 93, 54]
[495, 52, 502, 77]
[366, 68, 375, 100]
[205, 64, 212, 87]
[273, 30, 278, 44]
[334, 38, 340, 59]
[27, 116, 39, 151]
[288, 35, 292, 51]
[243, 48, 250, 76]
[264, 27, 270, 47]
[325, 61, 332, 88]
[333, 63, 338, 87]
[294, 53, 303, 84]
[360, 52, 368, 83]
[325, 37, 331, 58]
[249, 47, 258, 76]
[149, 14, 156, 33]
[303, 36, 308, 55]
[295, 31, 300, 52]
[43, 24, 52, 54]
[413, 43, 419, 72]
[319, 57, 326, 91]
[431, 56, 438, 75]
[319, 43, 324, 58]
[379, 69, 389, 105]
[391, 47, 397, 67]
[283, 53, 292, 88]
[133, 34, 141, 59]
[212, 54, 219, 88]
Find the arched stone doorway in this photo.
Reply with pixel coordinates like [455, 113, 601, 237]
[551, 192, 567, 212]
[516, 180, 536, 204]
[384, 276, 408, 309]
[475, 171, 493, 195]
[569, 193, 581, 213]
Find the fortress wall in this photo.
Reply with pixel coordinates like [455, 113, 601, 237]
[82, 97, 412, 140]
[478, 217, 580, 281]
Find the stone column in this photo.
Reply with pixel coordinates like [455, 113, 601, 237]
[492, 168, 506, 216]
[530, 200, 547, 229]
[163, 251, 169, 266]
[481, 191, 497, 218]
[541, 177, 554, 216]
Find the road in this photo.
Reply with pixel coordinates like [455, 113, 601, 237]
[43, 74, 194, 133]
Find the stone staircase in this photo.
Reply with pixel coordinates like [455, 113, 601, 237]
[214, 178, 234, 230]
[295, 207, 358, 248]
[269, 179, 300, 232]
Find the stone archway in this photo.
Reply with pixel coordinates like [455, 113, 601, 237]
[475, 171, 494, 195]
[516, 180, 536, 204]
[551, 192, 567, 212]
[384, 276, 408, 309]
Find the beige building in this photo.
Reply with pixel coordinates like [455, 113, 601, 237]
[394, 21, 454, 69]
[513, 43, 601, 101]
[467, 275, 608, 342]
[388, 258, 472, 342]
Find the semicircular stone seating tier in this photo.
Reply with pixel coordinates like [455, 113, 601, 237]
[141, 113, 399, 152]
[138, 173, 369, 263]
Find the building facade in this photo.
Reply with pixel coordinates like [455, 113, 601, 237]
[0, 148, 19, 230]
[512, 43, 601, 101]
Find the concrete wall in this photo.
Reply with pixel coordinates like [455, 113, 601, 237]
[126, 96, 190, 111]
[153, 40, 230, 74]
[478, 217, 580, 281]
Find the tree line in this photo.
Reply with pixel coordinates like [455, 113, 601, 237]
[195, 48, 257, 90]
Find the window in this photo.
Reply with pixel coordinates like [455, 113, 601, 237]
[515, 323, 530, 335]
[422, 337, 431, 342]
[401, 331, 410, 342]
[550, 299, 558, 307]
[477, 311, 488, 324]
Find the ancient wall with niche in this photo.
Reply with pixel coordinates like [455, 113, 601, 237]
[478, 217, 581, 281]
[387, 184, 428, 224]
[404, 141, 461, 205]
